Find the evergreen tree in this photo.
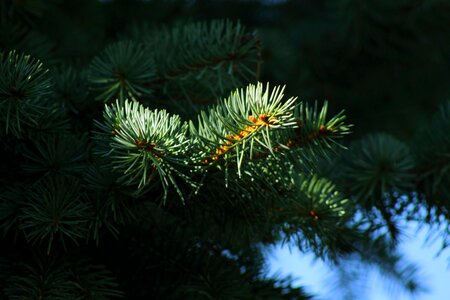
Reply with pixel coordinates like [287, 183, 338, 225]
[1, 0, 449, 299]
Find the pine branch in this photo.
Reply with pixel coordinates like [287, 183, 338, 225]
[276, 174, 354, 258]
[413, 101, 450, 206]
[254, 101, 351, 172]
[333, 133, 415, 242]
[286, 101, 350, 153]
[21, 133, 88, 177]
[0, 50, 52, 136]
[190, 82, 297, 176]
[4, 257, 77, 300]
[339, 133, 415, 206]
[52, 65, 89, 114]
[0, 185, 25, 237]
[0, 4, 56, 63]
[93, 99, 194, 200]
[145, 20, 261, 105]
[2, 255, 123, 299]
[21, 176, 90, 253]
[83, 164, 137, 243]
[4, 2, 446, 298]
[88, 40, 157, 103]
[69, 261, 124, 299]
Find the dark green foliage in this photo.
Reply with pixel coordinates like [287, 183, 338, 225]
[279, 175, 354, 257]
[21, 177, 90, 253]
[190, 83, 297, 172]
[340, 133, 415, 204]
[2, 256, 122, 300]
[22, 134, 88, 176]
[88, 41, 156, 103]
[0, 186, 25, 237]
[94, 99, 192, 199]
[414, 102, 450, 206]
[143, 20, 260, 108]
[0, 51, 52, 135]
[83, 165, 136, 242]
[52, 66, 89, 114]
[1, 1, 449, 299]
[4, 259, 77, 300]
[334, 134, 416, 241]
[68, 262, 124, 300]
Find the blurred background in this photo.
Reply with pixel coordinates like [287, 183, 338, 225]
[268, 221, 450, 299]
[7, 0, 450, 138]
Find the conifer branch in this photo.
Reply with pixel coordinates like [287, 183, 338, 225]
[277, 174, 353, 258]
[190, 82, 297, 175]
[413, 101, 450, 203]
[145, 20, 260, 103]
[21, 177, 90, 253]
[339, 133, 415, 206]
[88, 41, 157, 103]
[0, 50, 52, 136]
[94, 99, 194, 200]
[148, 34, 260, 86]
[3, 2, 445, 297]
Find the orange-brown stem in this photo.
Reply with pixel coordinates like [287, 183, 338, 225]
[201, 114, 275, 165]
[286, 124, 334, 149]
[134, 139, 156, 152]
[309, 210, 320, 221]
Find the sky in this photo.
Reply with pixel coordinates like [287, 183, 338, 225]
[267, 222, 450, 300]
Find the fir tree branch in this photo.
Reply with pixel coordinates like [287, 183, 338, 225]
[0, 50, 52, 136]
[145, 20, 261, 104]
[413, 101, 450, 204]
[93, 99, 195, 201]
[148, 34, 260, 86]
[190, 82, 297, 176]
[88, 40, 157, 103]
[21, 176, 90, 253]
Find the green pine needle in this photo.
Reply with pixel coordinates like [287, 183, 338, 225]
[94, 99, 194, 200]
[341, 133, 415, 205]
[190, 82, 297, 175]
[88, 40, 156, 103]
[21, 177, 90, 253]
[0, 50, 52, 135]
[145, 19, 260, 106]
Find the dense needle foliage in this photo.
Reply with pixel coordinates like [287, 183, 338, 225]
[1, 1, 449, 299]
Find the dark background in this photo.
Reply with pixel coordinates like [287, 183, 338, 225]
[6, 0, 450, 139]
